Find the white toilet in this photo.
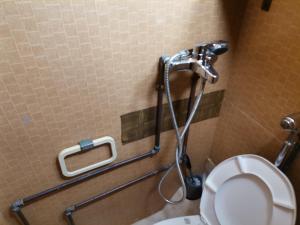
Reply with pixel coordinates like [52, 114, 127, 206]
[154, 154, 297, 225]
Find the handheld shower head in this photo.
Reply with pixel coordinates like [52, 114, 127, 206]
[206, 40, 229, 55]
[193, 40, 229, 57]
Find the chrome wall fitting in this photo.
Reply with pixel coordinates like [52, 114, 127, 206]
[275, 113, 300, 171]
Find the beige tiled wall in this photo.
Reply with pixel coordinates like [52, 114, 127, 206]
[0, 1, 246, 225]
[211, 0, 300, 223]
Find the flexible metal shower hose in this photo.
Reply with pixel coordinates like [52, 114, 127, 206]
[158, 51, 206, 204]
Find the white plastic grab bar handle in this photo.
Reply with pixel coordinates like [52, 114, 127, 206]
[58, 136, 118, 177]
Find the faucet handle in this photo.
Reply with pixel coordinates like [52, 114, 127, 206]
[192, 61, 219, 84]
[281, 113, 300, 131]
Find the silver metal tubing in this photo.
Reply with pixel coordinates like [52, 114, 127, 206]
[158, 41, 228, 204]
[158, 51, 206, 204]
[182, 74, 199, 156]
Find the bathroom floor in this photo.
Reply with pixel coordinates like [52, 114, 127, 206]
[132, 189, 199, 225]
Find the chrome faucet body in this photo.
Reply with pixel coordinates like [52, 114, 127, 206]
[167, 40, 228, 83]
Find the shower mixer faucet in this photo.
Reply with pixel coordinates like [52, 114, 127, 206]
[159, 40, 229, 204]
[168, 40, 228, 83]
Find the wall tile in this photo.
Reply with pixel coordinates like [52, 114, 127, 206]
[0, 0, 245, 224]
[121, 90, 224, 144]
[211, 0, 300, 223]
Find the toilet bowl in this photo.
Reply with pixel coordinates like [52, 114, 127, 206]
[154, 154, 297, 225]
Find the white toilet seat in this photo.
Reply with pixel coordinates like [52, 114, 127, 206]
[154, 154, 296, 225]
[201, 154, 296, 225]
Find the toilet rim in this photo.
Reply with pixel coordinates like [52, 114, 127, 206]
[199, 154, 297, 225]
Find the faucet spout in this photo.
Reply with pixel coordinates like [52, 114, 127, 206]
[192, 61, 219, 83]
